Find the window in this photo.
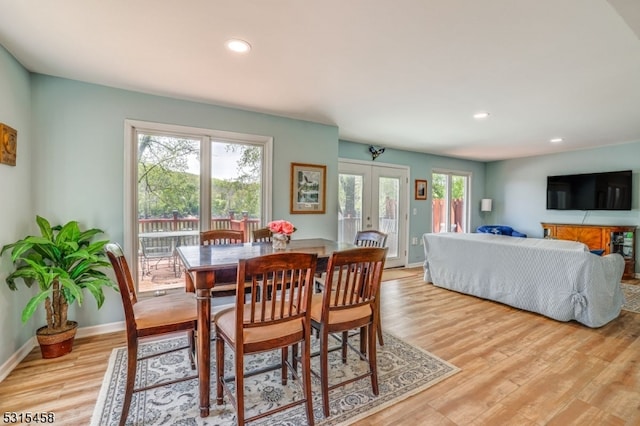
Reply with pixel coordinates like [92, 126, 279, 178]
[125, 120, 272, 292]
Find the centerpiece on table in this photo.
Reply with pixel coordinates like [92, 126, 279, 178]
[267, 220, 296, 250]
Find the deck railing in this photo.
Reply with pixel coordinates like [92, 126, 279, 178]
[138, 212, 261, 243]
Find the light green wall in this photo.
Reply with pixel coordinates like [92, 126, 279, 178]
[0, 45, 34, 365]
[338, 140, 487, 265]
[486, 141, 640, 244]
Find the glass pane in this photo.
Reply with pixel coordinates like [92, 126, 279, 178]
[338, 173, 363, 244]
[210, 141, 263, 240]
[137, 133, 200, 293]
[451, 175, 467, 233]
[378, 176, 399, 257]
[431, 173, 448, 233]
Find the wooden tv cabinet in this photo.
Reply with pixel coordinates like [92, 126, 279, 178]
[540, 223, 636, 279]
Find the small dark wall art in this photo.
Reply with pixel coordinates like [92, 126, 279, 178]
[415, 179, 427, 200]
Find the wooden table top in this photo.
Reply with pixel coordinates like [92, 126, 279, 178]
[176, 238, 354, 272]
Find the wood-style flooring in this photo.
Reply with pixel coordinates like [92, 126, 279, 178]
[1, 274, 639, 425]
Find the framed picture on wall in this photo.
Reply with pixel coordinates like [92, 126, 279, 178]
[415, 179, 428, 200]
[0, 123, 17, 166]
[290, 162, 326, 214]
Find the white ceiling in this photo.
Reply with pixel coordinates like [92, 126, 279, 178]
[1, 0, 640, 161]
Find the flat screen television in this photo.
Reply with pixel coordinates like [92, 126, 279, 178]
[547, 170, 632, 211]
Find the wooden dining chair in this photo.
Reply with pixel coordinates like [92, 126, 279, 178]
[305, 247, 387, 418]
[252, 227, 273, 242]
[200, 229, 244, 245]
[184, 229, 251, 298]
[215, 252, 317, 425]
[354, 229, 388, 345]
[354, 230, 388, 247]
[105, 242, 197, 426]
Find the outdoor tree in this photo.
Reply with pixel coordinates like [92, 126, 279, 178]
[138, 135, 199, 218]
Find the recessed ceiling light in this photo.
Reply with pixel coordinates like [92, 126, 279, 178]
[226, 39, 251, 53]
[473, 112, 490, 119]
[550, 138, 564, 143]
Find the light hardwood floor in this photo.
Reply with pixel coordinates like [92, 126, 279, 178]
[1, 274, 639, 425]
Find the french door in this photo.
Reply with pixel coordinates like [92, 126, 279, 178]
[338, 160, 408, 268]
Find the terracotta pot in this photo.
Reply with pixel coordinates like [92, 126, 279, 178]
[36, 321, 78, 359]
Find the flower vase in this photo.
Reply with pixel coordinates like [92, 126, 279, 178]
[272, 233, 288, 250]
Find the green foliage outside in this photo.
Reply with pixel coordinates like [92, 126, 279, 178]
[137, 135, 262, 219]
[432, 173, 465, 200]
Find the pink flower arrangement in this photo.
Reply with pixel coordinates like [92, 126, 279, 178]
[268, 220, 296, 235]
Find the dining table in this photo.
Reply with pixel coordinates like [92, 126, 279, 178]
[175, 237, 355, 417]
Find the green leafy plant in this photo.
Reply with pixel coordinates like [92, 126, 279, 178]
[1, 215, 117, 334]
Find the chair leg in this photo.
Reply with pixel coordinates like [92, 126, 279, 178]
[216, 335, 224, 406]
[302, 336, 315, 426]
[235, 349, 245, 425]
[368, 322, 379, 396]
[377, 303, 384, 346]
[120, 339, 138, 426]
[188, 329, 196, 370]
[291, 342, 299, 371]
[341, 331, 348, 363]
[281, 347, 288, 385]
[320, 329, 330, 418]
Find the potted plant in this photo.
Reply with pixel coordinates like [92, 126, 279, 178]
[1, 215, 117, 358]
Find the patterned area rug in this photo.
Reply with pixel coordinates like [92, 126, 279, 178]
[622, 283, 640, 313]
[91, 332, 459, 425]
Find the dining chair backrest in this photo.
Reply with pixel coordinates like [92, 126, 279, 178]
[200, 229, 244, 245]
[252, 227, 273, 242]
[237, 252, 317, 339]
[105, 242, 138, 326]
[354, 230, 388, 248]
[321, 247, 387, 315]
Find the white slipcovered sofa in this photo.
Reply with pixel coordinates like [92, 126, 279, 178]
[422, 232, 625, 327]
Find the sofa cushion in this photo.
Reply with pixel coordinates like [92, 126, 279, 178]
[476, 225, 527, 238]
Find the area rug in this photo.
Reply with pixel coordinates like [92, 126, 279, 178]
[91, 332, 459, 425]
[622, 283, 640, 313]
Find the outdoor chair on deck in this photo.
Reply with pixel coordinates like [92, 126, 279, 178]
[298, 247, 387, 418]
[215, 252, 317, 425]
[139, 235, 180, 277]
[105, 242, 197, 426]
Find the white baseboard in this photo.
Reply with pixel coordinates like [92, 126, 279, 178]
[0, 337, 36, 383]
[76, 321, 125, 339]
[0, 321, 125, 383]
[405, 262, 424, 269]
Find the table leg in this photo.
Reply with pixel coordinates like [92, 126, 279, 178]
[196, 285, 211, 417]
